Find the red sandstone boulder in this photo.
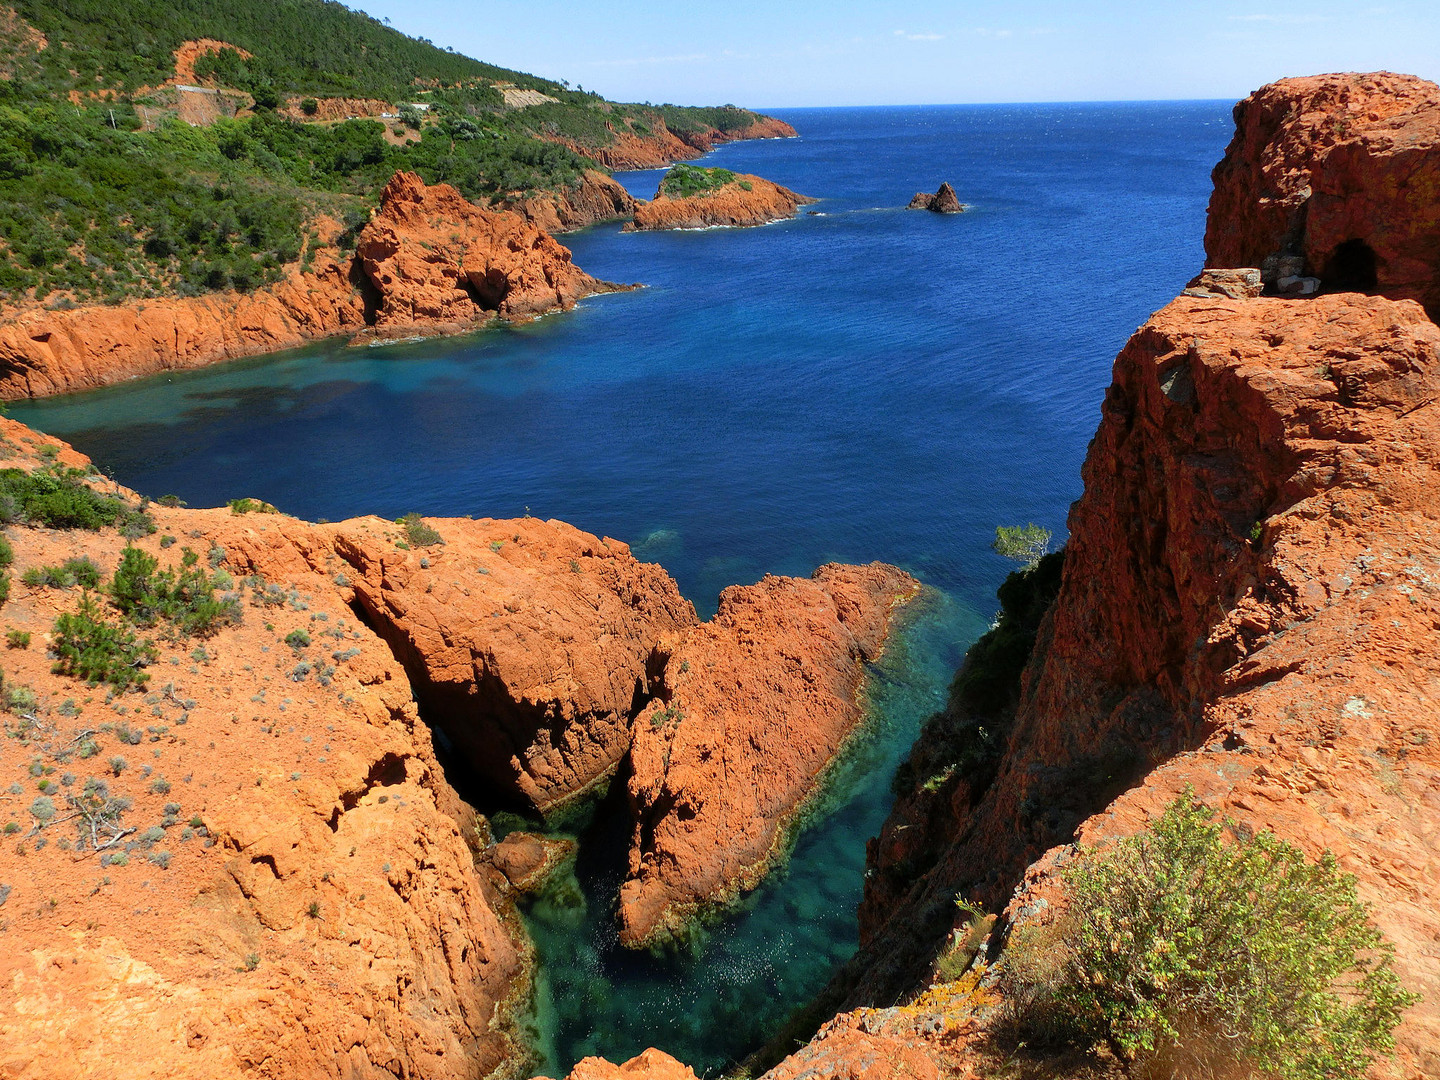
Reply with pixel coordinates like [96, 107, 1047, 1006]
[1205, 72, 1440, 314]
[618, 563, 920, 948]
[533, 1048, 698, 1080]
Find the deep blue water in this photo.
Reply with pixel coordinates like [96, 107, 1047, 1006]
[10, 101, 1233, 1074]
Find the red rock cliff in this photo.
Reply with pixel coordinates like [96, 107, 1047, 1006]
[0, 172, 618, 400]
[0, 425, 532, 1080]
[1206, 72, 1440, 315]
[618, 565, 919, 949]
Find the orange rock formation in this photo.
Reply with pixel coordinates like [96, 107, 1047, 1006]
[547, 116, 798, 171]
[504, 171, 639, 234]
[626, 174, 817, 232]
[618, 565, 919, 949]
[0, 423, 530, 1080]
[0, 172, 617, 399]
[1206, 72, 1440, 314]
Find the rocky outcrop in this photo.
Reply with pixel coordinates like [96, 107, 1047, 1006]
[906, 182, 964, 213]
[356, 171, 619, 331]
[313, 517, 698, 817]
[0, 172, 618, 399]
[546, 116, 798, 171]
[492, 833, 577, 895]
[280, 96, 392, 121]
[1206, 72, 1440, 313]
[617, 565, 920, 949]
[534, 1048, 698, 1080]
[504, 171, 639, 233]
[851, 291, 1440, 1075]
[0, 423, 531, 1080]
[626, 174, 817, 232]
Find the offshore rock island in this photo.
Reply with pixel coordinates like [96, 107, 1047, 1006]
[625, 164, 818, 231]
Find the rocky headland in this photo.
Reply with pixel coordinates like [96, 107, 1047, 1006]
[547, 116, 798, 171]
[0, 172, 620, 400]
[618, 564, 920, 948]
[503, 171, 639, 235]
[907, 182, 964, 213]
[626, 170, 818, 231]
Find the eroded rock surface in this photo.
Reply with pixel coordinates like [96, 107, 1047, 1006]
[356, 171, 618, 331]
[618, 564, 920, 948]
[504, 171, 639, 233]
[855, 291, 1440, 1076]
[0, 423, 530, 1080]
[1206, 71, 1440, 314]
[0, 172, 615, 399]
[626, 174, 817, 231]
[533, 1048, 698, 1080]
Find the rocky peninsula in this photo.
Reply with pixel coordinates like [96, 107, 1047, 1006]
[626, 164, 818, 231]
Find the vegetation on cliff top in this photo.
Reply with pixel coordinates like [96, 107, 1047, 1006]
[0, 0, 782, 305]
[660, 163, 751, 198]
[1003, 795, 1416, 1080]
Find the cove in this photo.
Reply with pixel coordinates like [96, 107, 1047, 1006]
[8, 102, 1233, 1073]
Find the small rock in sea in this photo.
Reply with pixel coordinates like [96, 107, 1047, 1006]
[907, 181, 965, 213]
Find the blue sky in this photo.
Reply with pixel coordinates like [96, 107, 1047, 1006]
[354, 1, 1440, 108]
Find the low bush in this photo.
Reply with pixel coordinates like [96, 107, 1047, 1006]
[109, 546, 240, 637]
[0, 468, 128, 530]
[1002, 794, 1416, 1080]
[397, 512, 443, 547]
[50, 595, 157, 690]
[660, 163, 739, 198]
[22, 556, 103, 589]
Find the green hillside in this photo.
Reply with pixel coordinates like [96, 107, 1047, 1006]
[0, 0, 779, 306]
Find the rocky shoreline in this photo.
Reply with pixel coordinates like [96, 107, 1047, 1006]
[626, 173, 818, 231]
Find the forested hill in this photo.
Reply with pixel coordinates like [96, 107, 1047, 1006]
[0, 0, 784, 307]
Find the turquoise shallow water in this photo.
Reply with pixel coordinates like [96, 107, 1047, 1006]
[9, 102, 1233, 1073]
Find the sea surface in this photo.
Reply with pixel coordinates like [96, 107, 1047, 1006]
[11, 101, 1233, 1074]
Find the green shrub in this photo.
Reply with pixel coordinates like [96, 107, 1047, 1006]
[228, 497, 277, 515]
[660, 163, 739, 198]
[284, 628, 310, 649]
[0, 534, 12, 568]
[22, 556, 103, 589]
[0, 468, 129, 530]
[50, 595, 157, 690]
[109, 546, 240, 637]
[397, 512, 443, 547]
[1003, 795, 1416, 1080]
[5, 628, 29, 649]
[992, 523, 1052, 569]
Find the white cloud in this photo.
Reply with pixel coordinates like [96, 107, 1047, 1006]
[894, 29, 945, 41]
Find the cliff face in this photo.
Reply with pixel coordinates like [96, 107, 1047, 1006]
[0, 424, 530, 1080]
[0, 172, 617, 400]
[1206, 72, 1440, 314]
[626, 175, 817, 231]
[547, 117, 798, 171]
[618, 565, 920, 948]
[504, 171, 639, 234]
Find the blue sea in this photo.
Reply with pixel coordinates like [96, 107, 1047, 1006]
[10, 102, 1233, 1074]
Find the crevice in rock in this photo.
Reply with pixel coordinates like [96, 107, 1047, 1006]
[1322, 237, 1379, 291]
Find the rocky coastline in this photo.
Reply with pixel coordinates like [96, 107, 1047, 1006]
[626, 173, 818, 231]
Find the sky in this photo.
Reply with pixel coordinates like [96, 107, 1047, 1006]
[351, 0, 1440, 108]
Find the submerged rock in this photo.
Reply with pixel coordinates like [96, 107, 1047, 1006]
[907, 182, 964, 213]
[617, 563, 921, 949]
